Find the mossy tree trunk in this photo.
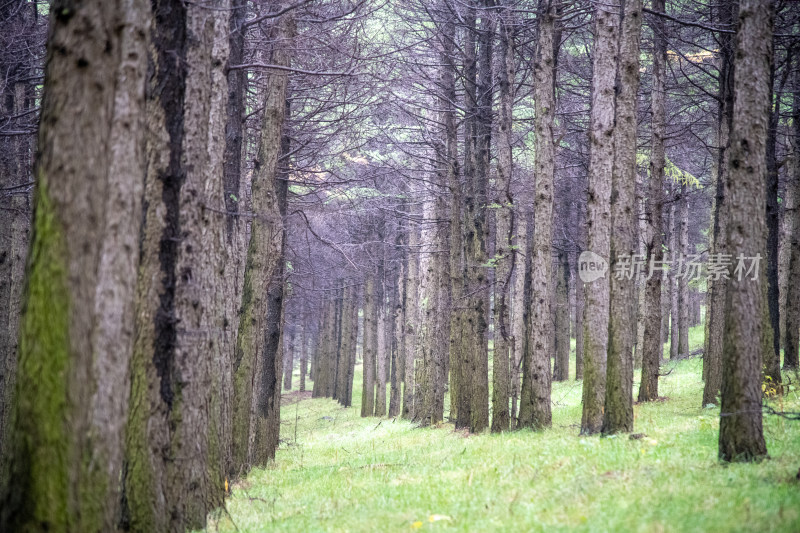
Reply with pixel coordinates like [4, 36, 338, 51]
[2, 0, 149, 530]
[231, 4, 293, 472]
[123, 0, 232, 530]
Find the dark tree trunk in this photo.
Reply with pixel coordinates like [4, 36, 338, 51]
[703, 0, 736, 407]
[785, 54, 800, 371]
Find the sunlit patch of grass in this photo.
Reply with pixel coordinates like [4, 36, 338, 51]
[204, 325, 800, 533]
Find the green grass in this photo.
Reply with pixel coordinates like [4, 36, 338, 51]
[204, 326, 800, 533]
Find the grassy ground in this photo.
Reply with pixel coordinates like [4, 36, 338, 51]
[204, 326, 800, 532]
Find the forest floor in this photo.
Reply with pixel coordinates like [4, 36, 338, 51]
[203, 326, 800, 532]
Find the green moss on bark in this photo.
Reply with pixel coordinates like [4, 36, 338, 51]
[10, 173, 71, 531]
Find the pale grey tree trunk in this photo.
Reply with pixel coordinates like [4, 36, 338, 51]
[669, 200, 679, 359]
[678, 185, 690, 358]
[604, 0, 641, 435]
[491, 0, 515, 431]
[2, 1, 148, 530]
[519, 0, 558, 431]
[361, 274, 377, 416]
[719, 0, 772, 462]
[581, 0, 619, 435]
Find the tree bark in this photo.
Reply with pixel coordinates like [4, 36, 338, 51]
[491, 0, 515, 431]
[0, 1, 34, 475]
[452, 0, 490, 433]
[123, 1, 232, 530]
[361, 274, 377, 416]
[231, 4, 292, 472]
[554, 249, 570, 382]
[284, 327, 295, 391]
[763, 41, 782, 386]
[669, 199, 679, 359]
[519, 0, 557, 431]
[703, 0, 736, 407]
[580, 0, 619, 435]
[403, 219, 419, 418]
[604, 0, 641, 435]
[300, 322, 308, 392]
[718, 0, 772, 463]
[678, 185, 689, 358]
[782, 54, 800, 370]
[375, 301, 388, 417]
[2, 0, 148, 530]
[639, 0, 666, 403]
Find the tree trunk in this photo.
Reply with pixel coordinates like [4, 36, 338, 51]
[284, 327, 295, 391]
[300, 323, 308, 392]
[703, 0, 736, 407]
[403, 219, 419, 418]
[0, 1, 34, 474]
[452, 1, 490, 433]
[491, 1, 515, 431]
[389, 277, 403, 416]
[778, 153, 794, 353]
[575, 205, 585, 381]
[361, 275, 377, 416]
[580, 0, 619, 435]
[782, 54, 800, 371]
[639, 0, 666, 403]
[763, 42, 782, 386]
[519, 0, 557, 431]
[678, 185, 690, 358]
[719, 0, 772, 463]
[669, 199, 679, 360]
[231, 5, 292, 472]
[554, 249, 570, 382]
[375, 301, 388, 417]
[123, 2, 232, 530]
[2, 0, 148, 530]
[604, 0, 641, 435]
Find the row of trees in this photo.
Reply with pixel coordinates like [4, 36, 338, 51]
[0, 0, 345, 531]
[298, 0, 796, 463]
